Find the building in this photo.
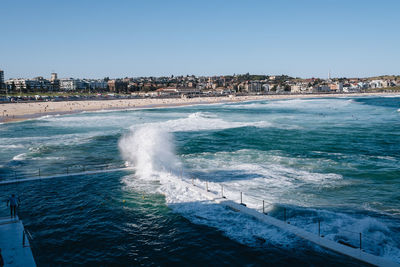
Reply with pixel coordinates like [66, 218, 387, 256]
[5, 78, 51, 92]
[59, 78, 85, 91]
[369, 80, 384, 89]
[291, 83, 309, 93]
[246, 81, 263, 92]
[155, 87, 201, 98]
[262, 84, 270, 92]
[5, 79, 21, 92]
[107, 80, 128, 93]
[83, 79, 108, 90]
[50, 73, 60, 91]
[244, 81, 270, 93]
[357, 82, 368, 90]
[155, 88, 180, 97]
[50, 73, 58, 81]
[0, 69, 4, 90]
[329, 82, 343, 92]
[343, 85, 361, 93]
[177, 88, 202, 98]
[32, 76, 52, 90]
[312, 85, 330, 93]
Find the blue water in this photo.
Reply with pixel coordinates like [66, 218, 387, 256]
[1, 96, 400, 265]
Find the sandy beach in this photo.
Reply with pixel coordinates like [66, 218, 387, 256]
[0, 92, 397, 123]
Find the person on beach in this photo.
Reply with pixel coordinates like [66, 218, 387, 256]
[6, 194, 20, 218]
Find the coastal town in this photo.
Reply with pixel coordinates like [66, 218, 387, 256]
[0, 69, 399, 101]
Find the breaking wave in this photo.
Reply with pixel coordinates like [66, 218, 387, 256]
[131, 112, 272, 132]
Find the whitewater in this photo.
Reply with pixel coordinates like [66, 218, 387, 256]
[1, 96, 400, 265]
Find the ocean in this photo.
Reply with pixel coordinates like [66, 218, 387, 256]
[1, 96, 399, 266]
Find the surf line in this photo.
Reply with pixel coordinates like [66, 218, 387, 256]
[0, 167, 134, 186]
[181, 179, 399, 267]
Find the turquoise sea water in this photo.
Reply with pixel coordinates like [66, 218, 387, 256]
[1, 96, 400, 266]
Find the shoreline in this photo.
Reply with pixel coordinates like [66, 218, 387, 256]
[0, 92, 398, 124]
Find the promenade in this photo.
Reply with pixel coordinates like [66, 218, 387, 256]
[0, 216, 36, 267]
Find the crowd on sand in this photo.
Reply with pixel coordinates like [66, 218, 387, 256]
[0, 92, 397, 123]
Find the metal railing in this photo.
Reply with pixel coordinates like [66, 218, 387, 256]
[0, 163, 127, 184]
[22, 228, 33, 247]
[22, 229, 33, 248]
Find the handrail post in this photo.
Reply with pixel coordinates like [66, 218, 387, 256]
[206, 181, 209, 192]
[38, 168, 41, 177]
[221, 185, 225, 198]
[66, 167, 69, 174]
[192, 178, 194, 185]
[240, 192, 243, 204]
[318, 220, 320, 237]
[263, 200, 265, 214]
[359, 233, 362, 250]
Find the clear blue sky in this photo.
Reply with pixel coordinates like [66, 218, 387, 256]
[1, 0, 399, 79]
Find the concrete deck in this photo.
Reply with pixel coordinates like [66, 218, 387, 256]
[0, 216, 36, 267]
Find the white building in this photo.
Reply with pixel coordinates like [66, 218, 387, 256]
[343, 86, 361, 93]
[59, 78, 86, 91]
[5, 78, 51, 91]
[291, 83, 309, 93]
[5, 79, 24, 91]
[357, 82, 369, 89]
[369, 80, 384, 89]
[82, 79, 108, 90]
[155, 88, 179, 97]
